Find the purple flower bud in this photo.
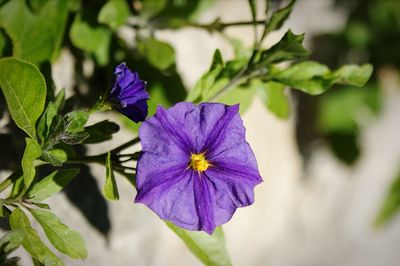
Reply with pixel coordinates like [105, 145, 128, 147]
[108, 63, 149, 123]
[135, 102, 263, 234]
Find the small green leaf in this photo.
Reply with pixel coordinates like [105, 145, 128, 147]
[140, 0, 167, 18]
[37, 103, 58, 145]
[0, 0, 69, 64]
[261, 29, 310, 64]
[60, 132, 90, 145]
[41, 149, 68, 167]
[209, 49, 224, 71]
[186, 49, 225, 103]
[166, 222, 231, 266]
[29, 209, 87, 259]
[9, 208, 64, 266]
[334, 64, 373, 87]
[21, 138, 41, 189]
[0, 229, 25, 254]
[98, 0, 130, 30]
[65, 110, 89, 134]
[69, 16, 111, 66]
[263, 0, 295, 36]
[28, 169, 79, 202]
[257, 81, 290, 119]
[187, 65, 224, 103]
[375, 167, 400, 227]
[0, 58, 46, 138]
[37, 90, 65, 144]
[103, 152, 119, 200]
[137, 37, 175, 71]
[83, 120, 120, 144]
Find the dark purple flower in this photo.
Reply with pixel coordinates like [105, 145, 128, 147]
[135, 102, 262, 234]
[107, 62, 149, 123]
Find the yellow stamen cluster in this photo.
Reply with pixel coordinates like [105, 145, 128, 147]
[189, 153, 210, 172]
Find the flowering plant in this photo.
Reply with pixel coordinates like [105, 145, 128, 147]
[0, 0, 372, 265]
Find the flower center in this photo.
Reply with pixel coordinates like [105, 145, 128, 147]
[189, 153, 210, 172]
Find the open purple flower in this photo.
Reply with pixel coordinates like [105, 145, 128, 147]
[107, 62, 149, 123]
[135, 102, 262, 234]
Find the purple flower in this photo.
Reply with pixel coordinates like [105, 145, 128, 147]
[107, 62, 149, 123]
[135, 102, 262, 234]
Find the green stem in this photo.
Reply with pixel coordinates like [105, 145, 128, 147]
[129, 19, 266, 32]
[187, 19, 266, 32]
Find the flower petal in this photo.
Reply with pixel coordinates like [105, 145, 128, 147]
[193, 173, 216, 234]
[161, 102, 242, 154]
[136, 169, 200, 229]
[153, 105, 195, 154]
[117, 99, 148, 123]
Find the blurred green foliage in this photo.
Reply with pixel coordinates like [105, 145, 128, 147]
[296, 0, 399, 165]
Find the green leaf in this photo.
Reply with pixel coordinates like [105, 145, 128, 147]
[166, 222, 231, 266]
[29, 209, 87, 259]
[260, 29, 310, 65]
[21, 138, 41, 189]
[98, 0, 130, 30]
[103, 152, 119, 200]
[30, 202, 50, 210]
[28, 169, 79, 202]
[257, 81, 290, 119]
[334, 64, 373, 87]
[41, 149, 68, 167]
[375, 167, 400, 227]
[65, 111, 89, 134]
[70, 16, 111, 66]
[140, 0, 167, 19]
[9, 208, 64, 266]
[268, 61, 334, 95]
[10, 207, 30, 228]
[269, 61, 373, 95]
[0, 58, 46, 138]
[263, 0, 295, 36]
[0, 229, 25, 255]
[137, 37, 175, 71]
[83, 120, 120, 144]
[0, 0, 69, 64]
